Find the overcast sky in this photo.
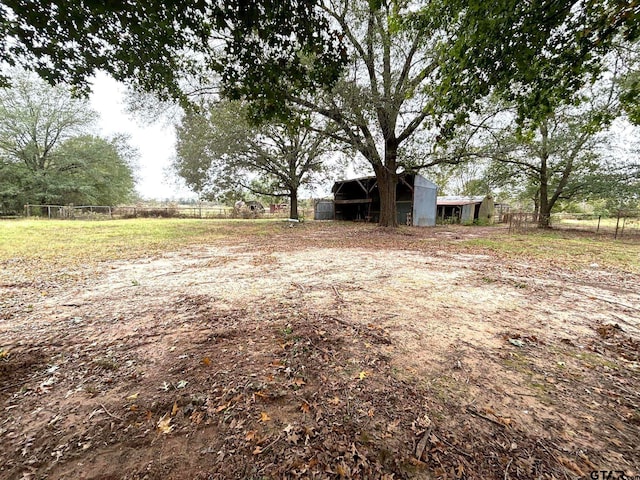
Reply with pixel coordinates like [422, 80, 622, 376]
[89, 73, 196, 201]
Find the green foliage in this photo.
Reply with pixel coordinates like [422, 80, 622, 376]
[0, 73, 137, 213]
[420, 0, 640, 129]
[174, 100, 334, 218]
[0, 0, 346, 117]
[620, 69, 640, 125]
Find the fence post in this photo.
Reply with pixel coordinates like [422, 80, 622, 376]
[47, 205, 51, 219]
[596, 215, 601, 233]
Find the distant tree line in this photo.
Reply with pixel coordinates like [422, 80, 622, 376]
[0, 72, 137, 215]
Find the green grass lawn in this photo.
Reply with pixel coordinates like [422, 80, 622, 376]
[2, 219, 639, 282]
[462, 230, 640, 273]
[0, 218, 286, 282]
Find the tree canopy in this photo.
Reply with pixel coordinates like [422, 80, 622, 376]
[0, 0, 346, 115]
[174, 101, 334, 219]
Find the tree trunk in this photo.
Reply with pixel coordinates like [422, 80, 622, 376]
[289, 189, 299, 219]
[375, 166, 398, 227]
[538, 175, 552, 228]
[537, 121, 552, 229]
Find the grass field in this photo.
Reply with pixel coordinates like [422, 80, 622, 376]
[2, 218, 639, 275]
[1, 219, 639, 479]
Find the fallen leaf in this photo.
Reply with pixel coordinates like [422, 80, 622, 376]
[171, 401, 179, 416]
[415, 433, 429, 461]
[126, 393, 139, 400]
[498, 417, 513, 427]
[202, 357, 212, 367]
[129, 405, 138, 412]
[329, 397, 340, 405]
[260, 412, 271, 422]
[190, 411, 205, 425]
[252, 446, 263, 455]
[157, 414, 173, 434]
[292, 378, 306, 387]
[359, 371, 367, 380]
[216, 402, 230, 413]
[300, 402, 310, 414]
[246, 430, 258, 441]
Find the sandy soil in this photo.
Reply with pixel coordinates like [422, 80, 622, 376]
[0, 223, 639, 479]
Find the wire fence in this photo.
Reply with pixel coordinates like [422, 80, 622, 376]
[507, 211, 640, 239]
[19, 204, 313, 220]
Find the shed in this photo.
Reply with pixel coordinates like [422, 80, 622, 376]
[330, 173, 438, 226]
[436, 195, 495, 224]
[314, 199, 335, 220]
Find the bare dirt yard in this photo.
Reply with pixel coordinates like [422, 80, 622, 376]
[1, 221, 639, 479]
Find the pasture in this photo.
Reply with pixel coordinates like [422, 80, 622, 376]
[1, 219, 639, 479]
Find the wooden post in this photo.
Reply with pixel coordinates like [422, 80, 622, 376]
[596, 215, 601, 233]
[47, 205, 51, 219]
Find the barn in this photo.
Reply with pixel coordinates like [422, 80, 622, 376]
[316, 173, 438, 226]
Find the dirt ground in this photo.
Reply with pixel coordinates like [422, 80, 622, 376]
[1, 223, 639, 479]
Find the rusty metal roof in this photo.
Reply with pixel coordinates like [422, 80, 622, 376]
[437, 196, 487, 206]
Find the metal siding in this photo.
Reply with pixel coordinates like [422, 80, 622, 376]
[412, 175, 438, 226]
[314, 200, 334, 220]
[461, 204, 474, 223]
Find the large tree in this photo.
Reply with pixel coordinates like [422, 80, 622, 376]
[286, 0, 452, 226]
[0, 73, 136, 212]
[174, 101, 334, 219]
[465, 75, 637, 227]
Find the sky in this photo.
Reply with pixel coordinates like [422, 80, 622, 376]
[89, 73, 196, 201]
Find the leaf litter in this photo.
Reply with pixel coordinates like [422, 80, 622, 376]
[0, 223, 639, 479]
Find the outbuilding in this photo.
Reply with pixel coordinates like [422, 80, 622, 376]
[436, 195, 495, 224]
[323, 173, 438, 226]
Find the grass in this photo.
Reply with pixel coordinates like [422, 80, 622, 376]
[0, 218, 280, 260]
[0, 218, 284, 283]
[461, 230, 640, 273]
[2, 218, 639, 283]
